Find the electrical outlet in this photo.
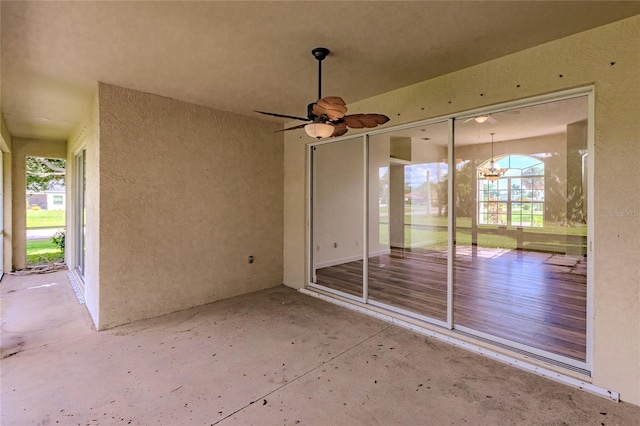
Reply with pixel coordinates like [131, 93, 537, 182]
[317, 244, 320, 251]
[333, 242, 338, 248]
[355, 240, 359, 246]
[248, 255, 254, 264]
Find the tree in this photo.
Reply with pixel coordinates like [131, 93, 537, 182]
[26, 157, 66, 193]
[454, 161, 473, 217]
[434, 161, 473, 217]
[379, 170, 389, 205]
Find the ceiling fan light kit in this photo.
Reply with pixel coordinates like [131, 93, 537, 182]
[304, 122, 335, 139]
[255, 47, 390, 139]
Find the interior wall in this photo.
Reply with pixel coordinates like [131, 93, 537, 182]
[1, 115, 13, 273]
[97, 83, 284, 330]
[283, 16, 640, 404]
[312, 138, 364, 268]
[456, 133, 568, 223]
[11, 138, 67, 270]
[67, 90, 100, 326]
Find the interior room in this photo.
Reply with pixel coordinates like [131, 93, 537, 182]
[1, 1, 639, 423]
[311, 95, 590, 367]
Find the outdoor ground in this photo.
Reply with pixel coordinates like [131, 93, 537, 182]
[25, 209, 65, 266]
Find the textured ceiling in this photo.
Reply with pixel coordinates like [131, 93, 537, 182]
[2, 1, 639, 141]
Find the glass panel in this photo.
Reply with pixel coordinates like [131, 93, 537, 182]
[454, 96, 588, 362]
[75, 150, 86, 278]
[367, 121, 449, 321]
[311, 137, 364, 297]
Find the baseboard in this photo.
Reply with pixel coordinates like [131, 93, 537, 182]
[315, 248, 391, 269]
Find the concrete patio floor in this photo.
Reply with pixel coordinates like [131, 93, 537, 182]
[1, 271, 639, 425]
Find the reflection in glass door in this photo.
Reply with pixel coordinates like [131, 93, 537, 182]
[310, 136, 364, 299]
[367, 121, 449, 323]
[453, 96, 589, 366]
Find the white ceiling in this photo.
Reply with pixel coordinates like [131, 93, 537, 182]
[2, 1, 639, 141]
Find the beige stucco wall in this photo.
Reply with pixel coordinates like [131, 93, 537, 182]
[283, 16, 640, 404]
[96, 83, 283, 329]
[1, 115, 13, 272]
[67, 90, 100, 326]
[11, 138, 67, 270]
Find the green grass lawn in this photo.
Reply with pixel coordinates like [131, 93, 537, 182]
[26, 209, 65, 228]
[26, 238, 64, 266]
[378, 214, 586, 253]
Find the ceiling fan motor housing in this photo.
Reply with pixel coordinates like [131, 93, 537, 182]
[312, 47, 329, 61]
[307, 103, 324, 121]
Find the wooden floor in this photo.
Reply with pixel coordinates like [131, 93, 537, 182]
[315, 246, 587, 361]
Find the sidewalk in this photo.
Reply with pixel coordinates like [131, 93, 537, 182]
[26, 227, 63, 240]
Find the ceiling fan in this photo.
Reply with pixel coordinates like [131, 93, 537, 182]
[255, 47, 390, 139]
[460, 110, 521, 125]
[461, 114, 498, 125]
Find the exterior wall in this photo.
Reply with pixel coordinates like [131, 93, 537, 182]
[45, 192, 66, 210]
[67, 90, 100, 327]
[26, 192, 66, 210]
[11, 138, 66, 270]
[1, 115, 13, 273]
[65, 87, 100, 327]
[283, 17, 640, 404]
[97, 83, 283, 329]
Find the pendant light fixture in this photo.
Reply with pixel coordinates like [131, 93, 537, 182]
[478, 133, 508, 181]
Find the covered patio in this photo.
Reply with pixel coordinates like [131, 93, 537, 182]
[2, 271, 638, 425]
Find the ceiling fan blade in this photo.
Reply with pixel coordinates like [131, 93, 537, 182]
[487, 116, 498, 124]
[275, 123, 308, 133]
[312, 96, 348, 121]
[343, 113, 390, 129]
[331, 121, 348, 137]
[254, 110, 310, 122]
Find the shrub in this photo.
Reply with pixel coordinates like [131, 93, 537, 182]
[51, 231, 65, 253]
[31, 205, 41, 211]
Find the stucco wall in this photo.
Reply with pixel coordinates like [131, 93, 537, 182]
[283, 16, 640, 404]
[11, 138, 67, 270]
[67, 90, 100, 326]
[1, 115, 13, 273]
[97, 83, 284, 329]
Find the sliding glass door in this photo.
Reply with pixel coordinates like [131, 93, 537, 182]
[367, 122, 449, 323]
[308, 89, 591, 369]
[453, 95, 589, 366]
[310, 136, 364, 299]
[74, 149, 86, 282]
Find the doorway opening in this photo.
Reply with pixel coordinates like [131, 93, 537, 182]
[25, 157, 66, 267]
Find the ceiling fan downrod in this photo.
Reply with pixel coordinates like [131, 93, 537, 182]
[312, 47, 329, 101]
